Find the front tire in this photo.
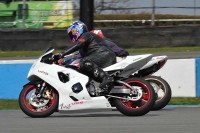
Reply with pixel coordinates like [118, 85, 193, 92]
[19, 85, 58, 118]
[114, 77, 156, 116]
[144, 76, 172, 111]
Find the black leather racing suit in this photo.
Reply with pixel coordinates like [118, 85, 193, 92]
[61, 32, 116, 85]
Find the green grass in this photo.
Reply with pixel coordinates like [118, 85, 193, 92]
[127, 46, 200, 53]
[0, 100, 19, 110]
[1, 46, 200, 58]
[169, 97, 200, 105]
[0, 98, 200, 110]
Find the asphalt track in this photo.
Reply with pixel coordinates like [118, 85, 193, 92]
[133, 51, 200, 59]
[0, 105, 200, 133]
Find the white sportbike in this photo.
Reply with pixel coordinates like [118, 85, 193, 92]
[19, 47, 156, 118]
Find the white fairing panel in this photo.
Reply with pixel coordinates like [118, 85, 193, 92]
[58, 97, 112, 111]
[28, 59, 112, 111]
[140, 55, 168, 70]
[104, 54, 153, 71]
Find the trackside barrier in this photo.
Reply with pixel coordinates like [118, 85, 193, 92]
[0, 60, 35, 99]
[0, 58, 199, 99]
[154, 59, 196, 97]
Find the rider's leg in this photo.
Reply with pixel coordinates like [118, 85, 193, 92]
[80, 58, 113, 89]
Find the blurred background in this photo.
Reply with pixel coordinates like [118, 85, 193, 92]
[1, 0, 200, 28]
[1, 0, 200, 50]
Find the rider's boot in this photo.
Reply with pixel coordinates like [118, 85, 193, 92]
[93, 67, 114, 94]
[99, 74, 114, 94]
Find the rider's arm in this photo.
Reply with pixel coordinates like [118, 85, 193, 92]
[61, 44, 81, 57]
[61, 34, 88, 57]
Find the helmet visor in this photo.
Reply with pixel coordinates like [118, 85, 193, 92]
[68, 31, 74, 43]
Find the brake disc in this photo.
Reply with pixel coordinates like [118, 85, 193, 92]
[29, 91, 49, 108]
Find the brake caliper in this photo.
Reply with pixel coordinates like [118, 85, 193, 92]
[45, 89, 51, 99]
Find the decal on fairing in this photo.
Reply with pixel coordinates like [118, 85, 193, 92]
[59, 101, 93, 110]
[38, 70, 48, 75]
[71, 101, 83, 105]
[59, 103, 71, 109]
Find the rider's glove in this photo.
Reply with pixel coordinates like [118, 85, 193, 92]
[52, 53, 62, 61]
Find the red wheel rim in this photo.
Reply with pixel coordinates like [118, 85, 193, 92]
[119, 80, 151, 110]
[22, 85, 56, 112]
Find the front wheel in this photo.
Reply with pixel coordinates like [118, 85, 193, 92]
[144, 76, 172, 111]
[18, 84, 58, 118]
[114, 77, 156, 116]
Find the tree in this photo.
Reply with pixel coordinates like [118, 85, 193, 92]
[94, 0, 135, 14]
[72, 0, 135, 15]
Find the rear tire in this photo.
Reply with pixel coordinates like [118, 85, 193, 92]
[114, 77, 156, 116]
[144, 76, 172, 111]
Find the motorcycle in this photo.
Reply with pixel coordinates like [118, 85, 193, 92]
[18, 47, 156, 118]
[64, 54, 172, 111]
[130, 55, 172, 110]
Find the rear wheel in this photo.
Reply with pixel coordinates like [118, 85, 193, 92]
[114, 77, 156, 116]
[19, 85, 58, 118]
[144, 76, 172, 111]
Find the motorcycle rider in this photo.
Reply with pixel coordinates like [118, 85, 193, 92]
[53, 21, 116, 92]
[59, 29, 129, 65]
[91, 30, 129, 57]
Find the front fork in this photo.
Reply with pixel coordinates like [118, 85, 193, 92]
[35, 82, 49, 98]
